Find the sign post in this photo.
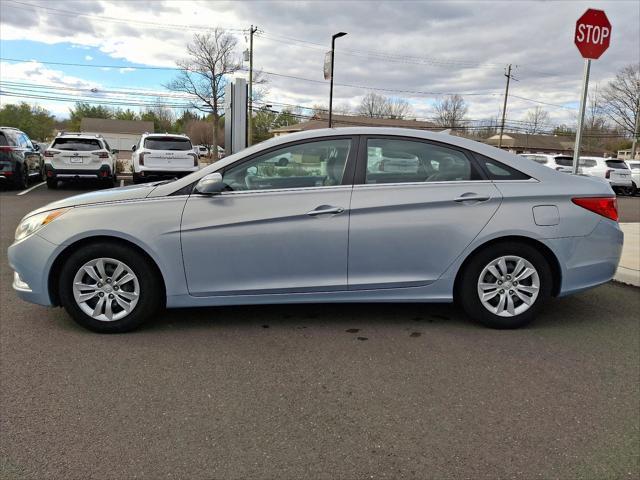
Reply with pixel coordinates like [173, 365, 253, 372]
[572, 9, 611, 174]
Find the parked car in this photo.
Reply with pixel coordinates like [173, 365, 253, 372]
[0, 126, 44, 189]
[44, 133, 117, 189]
[9, 128, 622, 333]
[132, 133, 199, 183]
[194, 145, 209, 158]
[625, 160, 639, 195]
[570, 156, 632, 194]
[518, 154, 573, 173]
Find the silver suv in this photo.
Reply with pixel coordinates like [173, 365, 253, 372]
[131, 133, 199, 184]
[44, 133, 117, 189]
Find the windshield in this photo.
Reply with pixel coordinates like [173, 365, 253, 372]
[144, 137, 193, 151]
[52, 138, 103, 151]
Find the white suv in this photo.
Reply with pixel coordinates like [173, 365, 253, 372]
[44, 133, 117, 189]
[132, 133, 199, 183]
[518, 154, 573, 172]
[577, 156, 632, 194]
[625, 160, 639, 195]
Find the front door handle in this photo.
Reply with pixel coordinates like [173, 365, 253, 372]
[306, 205, 345, 216]
[454, 193, 491, 203]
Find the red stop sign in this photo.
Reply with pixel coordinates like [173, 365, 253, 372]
[575, 9, 611, 59]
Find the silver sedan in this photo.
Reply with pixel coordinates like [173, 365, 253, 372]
[8, 128, 623, 332]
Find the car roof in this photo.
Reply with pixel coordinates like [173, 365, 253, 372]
[55, 134, 104, 140]
[143, 133, 189, 138]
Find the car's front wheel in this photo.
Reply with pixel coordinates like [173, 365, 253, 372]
[458, 242, 552, 329]
[58, 242, 163, 333]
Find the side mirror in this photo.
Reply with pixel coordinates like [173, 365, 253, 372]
[195, 172, 224, 195]
[132, 145, 137, 152]
[111, 149, 118, 154]
[33, 144, 40, 151]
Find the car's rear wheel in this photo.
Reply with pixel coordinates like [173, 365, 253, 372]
[458, 242, 552, 329]
[46, 178, 58, 189]
[59, 242, 163, 333]
[14, 163, 28, 190]
[132, 173, 143, 184]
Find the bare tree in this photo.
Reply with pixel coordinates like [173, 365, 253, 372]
[523, 106, 550, 134]
[186, 120, 214, 149]
[357, 92, 390, 118]
[601, 63, 640, 136]
[166, 29, 241, 158]
[357, 92, 413, 119]
[433, 94, 468, 129]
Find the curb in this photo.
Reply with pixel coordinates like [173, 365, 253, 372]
[613, 266, 640, 287]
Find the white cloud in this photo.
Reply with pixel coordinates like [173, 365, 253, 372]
[1, 0, 638, 126]
[85, 55, 93, 61]
[119, 67, 136, 74]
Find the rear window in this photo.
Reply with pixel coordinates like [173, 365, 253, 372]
[554, 157, 573, 167]
[605, 160, 629, 169]
[628, 162, 640, 170]
[0, 132, 8, 146]
[52, 138, 103, 151]
[144, 137, 192, 151]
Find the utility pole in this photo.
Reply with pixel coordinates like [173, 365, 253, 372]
[328, 32, 347, 128]
[631, 96, 639, 160]
[498, 64, 512, 149]
[247, 25, 257, 146]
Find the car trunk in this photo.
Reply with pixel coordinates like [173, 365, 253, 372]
[143, 137, 194, 169]
[605, 160, 631, 183]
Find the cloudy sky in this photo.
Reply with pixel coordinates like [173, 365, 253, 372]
[0, 0, 638, 129]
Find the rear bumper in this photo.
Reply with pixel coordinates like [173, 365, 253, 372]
[548, 219, 624, 297]
[135, 167, 198, 178]
[45, 164, 112, 179]
[608, 178, 632, 187]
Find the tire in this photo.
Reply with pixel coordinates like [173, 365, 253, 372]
[46, 178, 58, 189]
[102, 176, 116, 188]
[40, 165, 47, 182]
[132, 173, 143, 184]
[58, 242, 163, 333]
[13, 163, 28, 190]
[457, 242, 552, 329]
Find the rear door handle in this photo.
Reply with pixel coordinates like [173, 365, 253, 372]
[306, 206, 345, 216]
[454, 193, 491, 203]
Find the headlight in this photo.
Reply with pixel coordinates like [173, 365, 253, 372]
[15, 208, 70, 242]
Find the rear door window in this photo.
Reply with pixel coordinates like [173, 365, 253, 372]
[52, 138, 102, 151]
[605, 160, 629, 169]
[0, 132, 8, 146]
[476, 154, 531, 180]
[144, 137, 193, 151]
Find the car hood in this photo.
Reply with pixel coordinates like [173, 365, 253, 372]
[27, 182, 159, 217]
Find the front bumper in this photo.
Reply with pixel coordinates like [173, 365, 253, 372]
[8, 233, 61, 306]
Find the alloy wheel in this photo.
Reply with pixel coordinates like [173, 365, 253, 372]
[477, 255, 540, 317]
[72, 257, 140, 322]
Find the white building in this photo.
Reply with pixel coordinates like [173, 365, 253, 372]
[80, 118, 154, 153]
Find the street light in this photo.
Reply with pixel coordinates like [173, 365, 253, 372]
[328, 31, 347, 128]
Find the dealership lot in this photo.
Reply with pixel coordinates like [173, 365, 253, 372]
[1, 186, 639, 479]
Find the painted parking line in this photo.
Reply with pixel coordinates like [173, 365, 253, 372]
[16, 182, 45, 196]
[120, 179, 124, 187]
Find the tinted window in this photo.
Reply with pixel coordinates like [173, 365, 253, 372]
[144, 137, 192, 151]
[365, 138, 481, 184]
[606, 160, 629, 169]
[223, 139, 351, 191]
[52, 138, 103, 151]
[628, 162, 640, 171]
[476, 154, 530, 180]
[0, 132, 8, 146]
[554, 157, 573, 167]
[580, 159, 597, 168]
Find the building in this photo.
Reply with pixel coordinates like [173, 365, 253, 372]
[80, 118, 154, 152]
[270, 113, 438, 136]
[617, 148, 640, 160]
[485, 132, 577, 155]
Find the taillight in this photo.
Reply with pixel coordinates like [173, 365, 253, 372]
[0, 146, 15, 152]
[572, 197, 618, 222]
[97, 151, 109, 159]
[188, 152, 198, 166]
[139, 152, 146, 166]
[44, 150, 55, 157]
[605, 169, 612, 179]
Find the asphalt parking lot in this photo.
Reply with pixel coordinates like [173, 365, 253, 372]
[1, 182, 639, 479]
